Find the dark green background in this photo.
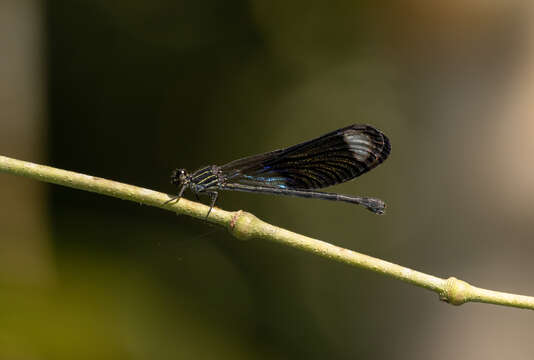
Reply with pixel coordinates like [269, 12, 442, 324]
[6, 1, 534, 359]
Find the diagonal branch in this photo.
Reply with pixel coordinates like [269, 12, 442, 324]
[1, 154, 533, 310]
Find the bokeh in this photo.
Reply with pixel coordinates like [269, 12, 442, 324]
[1, 0, 534, 359]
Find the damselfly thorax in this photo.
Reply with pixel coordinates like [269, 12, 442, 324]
[167, 124, 391, 218]
[187, 166, 221, 192]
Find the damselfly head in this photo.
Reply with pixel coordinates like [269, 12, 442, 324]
[170, 168, 189, 186]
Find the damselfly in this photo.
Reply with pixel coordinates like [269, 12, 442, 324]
[167, 124, 391, 216]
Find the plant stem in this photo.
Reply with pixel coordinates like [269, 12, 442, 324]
[1, 154, 533, 310]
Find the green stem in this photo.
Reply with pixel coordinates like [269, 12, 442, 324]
[1, 154, 533, 310]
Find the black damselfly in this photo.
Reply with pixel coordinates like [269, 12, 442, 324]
[167, 124, 391, 217]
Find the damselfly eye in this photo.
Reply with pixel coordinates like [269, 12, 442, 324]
[170, 168, 188, 185]
[179, 170, 188, 183]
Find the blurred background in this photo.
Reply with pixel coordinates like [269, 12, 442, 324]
[1, 0, 534, 359]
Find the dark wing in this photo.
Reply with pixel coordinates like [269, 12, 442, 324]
[219, 124, 390, 190]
